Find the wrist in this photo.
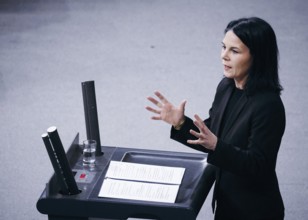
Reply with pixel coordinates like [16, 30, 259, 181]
[212, 137, 218, 151]
[173, 117, 186, 130]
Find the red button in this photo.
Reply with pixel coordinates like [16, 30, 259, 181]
[80, 173, 86, 179]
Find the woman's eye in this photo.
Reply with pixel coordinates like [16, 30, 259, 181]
[232, 49, 239, 54]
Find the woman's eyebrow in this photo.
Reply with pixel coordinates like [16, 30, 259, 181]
[222, 42, 241, 50]
[230, 46, 240, 50]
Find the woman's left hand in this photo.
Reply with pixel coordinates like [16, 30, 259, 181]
[187, 114, 218, 151]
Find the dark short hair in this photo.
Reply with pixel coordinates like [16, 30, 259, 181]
[225, 17, 283, 95]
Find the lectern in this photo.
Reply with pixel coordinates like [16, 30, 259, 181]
[37, 81, 215, 219]
[37, 133, 215, 220]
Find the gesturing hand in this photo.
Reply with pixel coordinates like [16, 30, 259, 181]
[188, 114, 217, 151]
[146, 91, 186, 127]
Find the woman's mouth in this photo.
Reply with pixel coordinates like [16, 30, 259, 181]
[224, 65, 231, 71]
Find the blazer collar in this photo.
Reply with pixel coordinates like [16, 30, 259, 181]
[214, 85, 233, 136]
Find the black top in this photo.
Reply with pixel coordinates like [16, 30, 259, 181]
[219, 87, 244, 135]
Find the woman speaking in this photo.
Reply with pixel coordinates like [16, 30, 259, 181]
[146, 17, 285, 220]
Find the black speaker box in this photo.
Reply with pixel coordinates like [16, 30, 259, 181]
[82, 81, 102, 155]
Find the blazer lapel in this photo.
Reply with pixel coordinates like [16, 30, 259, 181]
[212, 86, 234, 136]
[221, 94, 248, 138]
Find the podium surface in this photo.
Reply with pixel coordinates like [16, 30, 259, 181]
[37, 134, 215, 220]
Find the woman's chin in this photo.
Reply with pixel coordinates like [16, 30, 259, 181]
[223, 72, 233, 79]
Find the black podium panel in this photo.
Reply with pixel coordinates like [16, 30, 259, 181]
[37, 133, 216, 220]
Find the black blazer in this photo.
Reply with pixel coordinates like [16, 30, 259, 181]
[171, 78, 285, 220]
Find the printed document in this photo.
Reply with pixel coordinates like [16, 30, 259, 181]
[98, 161, 185, 203]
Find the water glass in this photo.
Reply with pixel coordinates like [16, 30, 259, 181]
[83, 140, 96, 167]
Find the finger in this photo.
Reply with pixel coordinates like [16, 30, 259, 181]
[189, 129, 201, 138]
[193, 119, 204, 131]
[151, 116, 162, 120]
[193, 114, 208, 132]
[194, 114, 203, 123]
[187, 139, 200, 145]
[145, 106, 161, 114]
[147, 96, 160, 105]
[154, 91, 169, 104]
[147, 96, 163, 108]
[190, 129, 205, 139]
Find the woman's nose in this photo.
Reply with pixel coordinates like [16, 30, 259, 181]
[221, 50, 229, 60]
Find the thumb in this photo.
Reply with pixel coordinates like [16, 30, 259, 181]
[179, 100, 187, 111]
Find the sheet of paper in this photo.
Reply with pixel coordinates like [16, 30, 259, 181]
[98, 178, 180, 203]
[105, 161, 185, 185]
[98, 161, 186, 203]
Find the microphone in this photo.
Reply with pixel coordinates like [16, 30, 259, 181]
[43, 126, 80, 195]
[42, 133, 69, 195]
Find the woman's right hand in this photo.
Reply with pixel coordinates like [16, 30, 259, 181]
[146, 91, 187, 127]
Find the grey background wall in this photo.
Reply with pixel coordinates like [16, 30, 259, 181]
[0, 0, 307, 219]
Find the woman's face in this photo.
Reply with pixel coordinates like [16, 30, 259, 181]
[221, 30, 253, 89]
